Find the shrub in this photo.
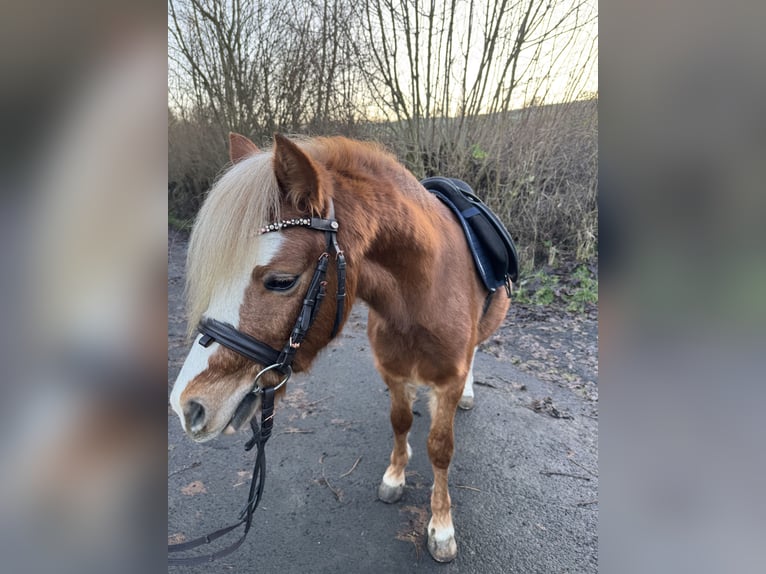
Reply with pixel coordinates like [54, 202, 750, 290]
[168, 98, 598, 270]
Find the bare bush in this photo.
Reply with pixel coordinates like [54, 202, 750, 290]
[492, 99, 598, 266]
[169, 0, 362, 137]
[167, 0, 598, 266]
[168, 108, 227, 224]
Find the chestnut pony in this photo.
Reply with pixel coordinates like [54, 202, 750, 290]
[170, 133, 510, 562]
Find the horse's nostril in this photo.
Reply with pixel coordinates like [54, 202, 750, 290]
[184, 400, 207, 432]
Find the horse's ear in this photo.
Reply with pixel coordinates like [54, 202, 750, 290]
[229, 132, 260, 164]
[272, 133, 327, 215]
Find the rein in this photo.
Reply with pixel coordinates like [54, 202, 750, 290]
[168, 199, 346, 565]
[168, 385, 276, 566]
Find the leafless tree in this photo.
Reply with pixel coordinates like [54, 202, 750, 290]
[168, 0, 599, 262]
[168, 0, 361, 138]
[355, 0, 597, 175]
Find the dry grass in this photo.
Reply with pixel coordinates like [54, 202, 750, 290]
[168, 98, 598, 268]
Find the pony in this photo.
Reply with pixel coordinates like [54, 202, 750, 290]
[169, 133, 510, 562]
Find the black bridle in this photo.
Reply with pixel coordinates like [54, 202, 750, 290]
[168, 199, 346, 566]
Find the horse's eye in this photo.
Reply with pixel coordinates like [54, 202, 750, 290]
[264, 274, 299, 292]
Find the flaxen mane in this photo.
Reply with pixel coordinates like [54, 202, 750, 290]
[185, 152, 281, 336]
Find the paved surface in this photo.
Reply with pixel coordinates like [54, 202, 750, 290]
[168, 232, 598, 573]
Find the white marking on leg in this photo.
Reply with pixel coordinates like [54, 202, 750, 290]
[170, 233, 285, 430]
[383, 432, 411, 487]
[462, 346, 477, 400]
[428, 517, 455, 543]
[382, 467, 405, 487]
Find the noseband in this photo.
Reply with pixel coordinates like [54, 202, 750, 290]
[168, 199, 346, 566]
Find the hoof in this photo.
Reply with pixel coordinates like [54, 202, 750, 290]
[377, 481, 404, 503]
[458, 395, 474, 410]
[427, 528, 458, 562]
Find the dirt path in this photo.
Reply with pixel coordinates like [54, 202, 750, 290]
[168, 229, 598, 573]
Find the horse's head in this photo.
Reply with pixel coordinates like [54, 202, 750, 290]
[170, 133, 343, 442]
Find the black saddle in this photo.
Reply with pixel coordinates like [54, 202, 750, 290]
[421, 177, 519, 295]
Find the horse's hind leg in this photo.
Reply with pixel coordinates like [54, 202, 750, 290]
[427, 382, 462, 562]
[378, 377, 416, 503]
[458, 346, 478, 410]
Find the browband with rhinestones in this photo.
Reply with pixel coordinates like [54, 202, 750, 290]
[258, 218, 313, 235]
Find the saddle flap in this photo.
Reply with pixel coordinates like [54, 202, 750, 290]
[421, 176, 519, 292]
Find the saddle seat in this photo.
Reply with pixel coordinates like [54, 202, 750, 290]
[421, 176, 519, 295]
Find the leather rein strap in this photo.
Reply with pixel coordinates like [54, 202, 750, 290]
[168, 388, 276, 566]
[168, 200, 345, 565]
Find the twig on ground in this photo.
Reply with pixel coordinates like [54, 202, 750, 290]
[567, 456, 598, 477]
[455, 484, 482, 492]
[340, 456, 362, 478]
[306, 395, 334, 409]
[575, 499, 598, 507]
[320, 476, 343, 501]
[318, 453, 343, 502]
[168, 461, 201, 478]
[474, 380, 498, 389]
[320, 471, 343, 502]
[540, 470, 591, 481]
[411, 538, 421, 561]
[279, 428, 315, 435]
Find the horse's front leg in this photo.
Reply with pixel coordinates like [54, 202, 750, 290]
[426, 382, 462, 562]
[458, 346, 478, 410]
[378, 377, 416, 503]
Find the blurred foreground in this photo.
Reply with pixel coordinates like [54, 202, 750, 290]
[600, 1, 766, 572]
[0, 4, 165, 574]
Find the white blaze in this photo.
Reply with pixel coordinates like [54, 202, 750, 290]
[169, 233, 285, 429]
